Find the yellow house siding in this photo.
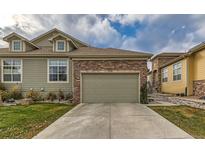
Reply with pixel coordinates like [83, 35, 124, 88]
[187, 56, 194, 95]
[193, 49, 205, 81]
[161, 59, 187, 94]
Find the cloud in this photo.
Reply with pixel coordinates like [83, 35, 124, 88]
[1, 14, 205, 53]
[0, 14, 122, 48]
[107, 14, 161, 26]
[118, 14, 205, 52]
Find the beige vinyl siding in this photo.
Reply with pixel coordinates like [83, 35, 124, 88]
[0, 58, 72, 96]
[25, 42, 36, 51]
[33, 31, 83, 48]
[34, 31, 59, 47]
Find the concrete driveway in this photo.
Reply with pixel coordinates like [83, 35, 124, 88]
[34, 103, 193, 139]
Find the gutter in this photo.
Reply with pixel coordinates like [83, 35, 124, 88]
[68, 54, 152, 58]
[159, 54, 188, 69]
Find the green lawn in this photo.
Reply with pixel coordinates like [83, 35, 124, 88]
[149, 105, 205, 139]
[0, 103, 75, 139]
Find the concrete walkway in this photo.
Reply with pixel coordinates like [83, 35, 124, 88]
[34, 103, 193, 139]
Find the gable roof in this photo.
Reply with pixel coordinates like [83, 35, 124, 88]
[31, 28, 89, 47]
[160, 42, 205, 68]
[48, 33, 78, 48]
[150, 51, 185, 61]
[3, 32, 39, 49]
[187, 42, 205, 55]
[69, 47, 153, 58]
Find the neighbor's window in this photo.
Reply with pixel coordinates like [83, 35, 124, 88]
[3, 59, 22, 82]
[56, 40, 65, 52]
[173, 62, 182, 81]
[12, 40, 21, 51]
[48, 59, 68, 82]
[162, 67, 168, 82]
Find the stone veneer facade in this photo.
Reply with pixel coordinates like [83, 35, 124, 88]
[151, 57, 177, 93]
[193, 80, 205, 97]
[72, 60, 148, 103]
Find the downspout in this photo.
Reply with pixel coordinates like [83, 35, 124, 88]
[185, 57, 189, 96]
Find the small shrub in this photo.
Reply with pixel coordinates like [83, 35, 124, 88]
[65, 92, 73, 102]
[26, 90, 42, 101]
[0, 83, 6, 91]
[1, 91, 12, 102]
[9, 85, 22, 100]
[47, 92, 57, 101]
[57, 89, 64, 101]
[140, 83, 148, 104]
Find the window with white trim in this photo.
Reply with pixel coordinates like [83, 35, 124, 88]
[162, 67, 168, 82]
[173, 62, 182, 81]
[56, 40, 65, 52]
[48, 59, 68, 82]
[2, 59, 22, 82]
[12, 40, 22, 51]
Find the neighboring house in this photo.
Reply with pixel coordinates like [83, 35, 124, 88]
[160, 42, 205, 97]
[149, 52, 184, 92]
[0, 28, 152, 103]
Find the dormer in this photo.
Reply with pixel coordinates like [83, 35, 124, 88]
[48, 33, 79, 52]
[3, 32, 39, 52]
[31, 28, 88, 52]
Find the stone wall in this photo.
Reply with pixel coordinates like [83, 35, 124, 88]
[73, 60, 148, 103]
[193, 80, 205, 97]
[149, 93, 205, 109]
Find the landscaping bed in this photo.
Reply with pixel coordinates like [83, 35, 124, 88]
[149, 105, 205, 138]
[0, 103, 76, 139]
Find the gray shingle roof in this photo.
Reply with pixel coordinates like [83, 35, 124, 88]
[0, 47, 153, 58]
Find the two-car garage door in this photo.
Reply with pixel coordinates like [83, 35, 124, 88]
[82, 73, 140, 103]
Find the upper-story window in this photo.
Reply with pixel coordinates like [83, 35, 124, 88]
[173, 62, 182, 81]
[56, 40, 65, 52]
[162, 67, 168, 82]
[12, 40, 22, 52]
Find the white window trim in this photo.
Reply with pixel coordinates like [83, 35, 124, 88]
[162, 67, 168, 82]
[173, 62, 182, 81]
[47, 59, 69, 83]
[1, 59, 23, 83]
[55, 40, 66, 52]
[11, 40, 22, 52]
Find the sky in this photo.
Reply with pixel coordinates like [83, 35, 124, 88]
[0, 14, 205, 54]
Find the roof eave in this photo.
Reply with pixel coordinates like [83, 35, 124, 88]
[69, 54, 151, 58]
[3, 33, 39, 49]
[160, 54, 188, 69]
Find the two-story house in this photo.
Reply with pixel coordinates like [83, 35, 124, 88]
[0, 28, 152, 104]
[160, 42, 205, 97]
[149, 52, 185, 92]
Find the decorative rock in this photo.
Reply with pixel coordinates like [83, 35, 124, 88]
[20, 98, 33, 105]
[150, 93, 205, 109]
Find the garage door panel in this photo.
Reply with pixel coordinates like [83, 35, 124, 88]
[82, 73, 139, 103]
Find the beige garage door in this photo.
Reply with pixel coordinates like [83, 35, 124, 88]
[82, 73, 140, 103]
